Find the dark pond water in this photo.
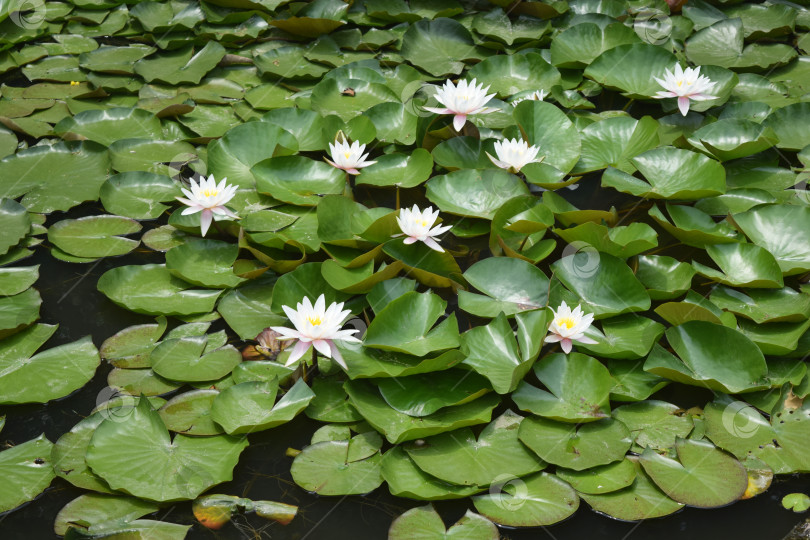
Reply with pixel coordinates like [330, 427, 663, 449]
[1, 180, 809, 540]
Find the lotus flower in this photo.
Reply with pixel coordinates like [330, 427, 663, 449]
[511, 90, 547, 106]
[270, 295, 361, 369]
[486, 138, 543, 173]
[544, 301, 598, 354]
[424, 78, 496, 131]
[176, 175, 238, 237]
[325, 138, 376, 175]
[393, 204, 452, 253]
[653, 64, 716, 116]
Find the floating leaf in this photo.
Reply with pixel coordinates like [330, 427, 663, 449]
[0, 434, 54, 513]
[290, 431, 383, 496]
[86, 399, 248, 502]
[389, 505, 499, 540]
[54, 494, 160, 536]
[472, 472, 579, 527]
[211, 378, 314, 434]
[48, 215, 141, 259]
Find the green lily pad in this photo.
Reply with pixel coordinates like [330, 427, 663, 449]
[0, 266, 38, 296]
[473, 471, 579, 527]
[733, 204, 810, 275]
[86, 399, 248, 502]
[709, 286, 810, 324]
[612, 400, 694, 454]
[551, 251, 650, 318]
[665, 321, 769, 394]
[216, 276, 286, 340]
[692, 242, 784, 288]
[54, 108, 163, 146]
[556, 459, 637, 495]
[399, 18, 476, 76]
[377, 369, 490, 417]
[166, 238, 245, 289]
[0, 324, 99, 405]
[518, 416, 631, 471]
[356, 150, 432, 188]
[763, 102, 810, 151]
[688, 119, 778, 161]
[0, 286, 41, 336]
[339, 342, 464, 379]
[158, 389, 223, 436]
[0, 141, 111, 213]
[553, 221, 658, 259]
[290, 431, 383, 496]
[461, 311, 548, 395]
[47, 215, 141, 259]
[0, 434, 54, 513]
[602, 147, 726, 200]
[0, 198, 30, 256]
[364, 291, 459, 357]
[134, 42, 226, 85]
[459, 257, 550, 318]
[579, 459, 684, 520]
[577, 315, 664, 360]
[150, 335, 241, 383]
[211, 378, 314, 434]
[381, 446, 482, 501]
[253, 155, 345, 206]
[100, 318, 167, 368]
[425, 169, 528, 220]
[306, 376, 363, 423]
[99, 172, 179, 220]
[389, 505, 498, 540]
[467, 52, 560, 97]
[97, 264, 222, 317]
[639, 438, 747, 508]
[512, 100, 581, 182]
[551, 21, 639, 68]
[207, 121, 299, 188]
[585, 42, 677, 98]
[54, 494, 160, 536]
[405, 411, 544, 487]
[344, 379, 499, 444]
[573, 115, 660, 174]
[783, 493, 810, 513]
[648, 203, 740, 248]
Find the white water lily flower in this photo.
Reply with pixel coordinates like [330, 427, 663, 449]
[653, 64, 716, 116]
[544, 301, 598, 354]
[176, 175, 238, 237]
[393, 204, 452, 252]
[270, 294, 361, 369]
[486, 138, 543, 173]
[511, 90, 547, 106]
[424, 78, 496, 131]
[325, 138, 377, 175]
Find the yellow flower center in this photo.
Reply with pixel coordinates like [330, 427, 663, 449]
[557, 317, 576, 330]
[677, 81, 683, 87]
[307, 316, 322, 326]
[203, 189, 218, 197]
[419, 219, 428, 227]
[344, 152, 351, 159]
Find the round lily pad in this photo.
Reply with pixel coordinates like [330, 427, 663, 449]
[472, 472, 580, 527]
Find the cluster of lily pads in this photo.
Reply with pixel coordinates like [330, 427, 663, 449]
[2, 0, 810, 537]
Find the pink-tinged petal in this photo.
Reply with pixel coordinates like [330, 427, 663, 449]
[403, 236, 418, 244]
[485, 152, 510, 170]
[312, 339, 332, 358]
[181, 206, 203, 215]
[269, 326, 302, 340]
[677, 96, 691, 116]
[330, 342, 348, 370]
[422, 237, 444, 252]
[561, 338, 573, 354]
[576, 336, 599, 345]
[199, 209, 213, 237]
[325, 157, 342, 170]
[423, 106, 453, 115]
[429, 224, 453, 236]
[654, 91, 677, 99]
[544, 334, 563, 343]
[689, 93, 715, 102]
[452, 114, 467, 131]
[346, 168, 361, 175]
[285, 340, 311, 366]
[219, 207, 239, 219]
[177, 196, 195, 205]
